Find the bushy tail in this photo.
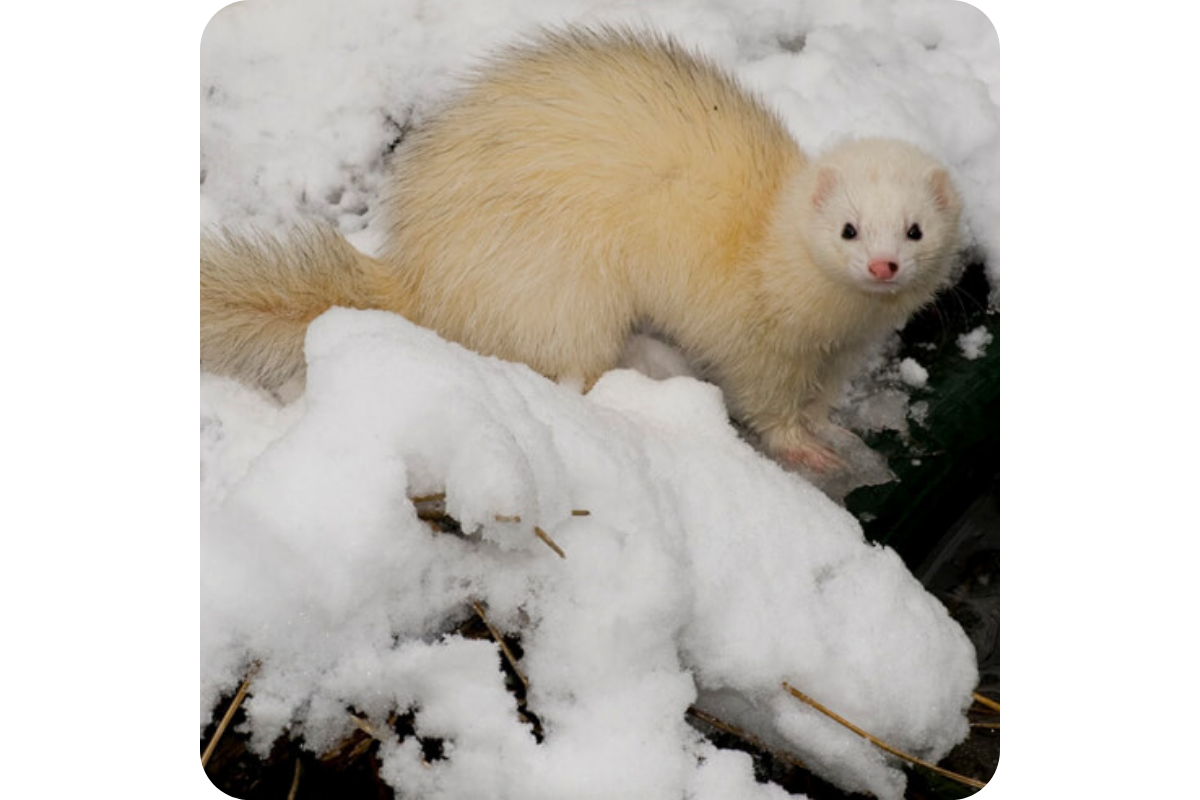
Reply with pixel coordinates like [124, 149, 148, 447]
[200, 225, 393, 400]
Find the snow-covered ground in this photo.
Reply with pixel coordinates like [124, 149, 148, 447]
[200, 2, 999, 797]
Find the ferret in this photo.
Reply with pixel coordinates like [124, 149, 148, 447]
[201, 26, 963, 471]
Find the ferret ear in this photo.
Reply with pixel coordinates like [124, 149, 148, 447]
[926, 168, 961, 213]
[812, 168, 839, 209]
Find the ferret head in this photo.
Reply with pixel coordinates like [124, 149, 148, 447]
[800, 139, 963, 300]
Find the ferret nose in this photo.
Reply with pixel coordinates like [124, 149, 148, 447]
[868, 260, 899, 281]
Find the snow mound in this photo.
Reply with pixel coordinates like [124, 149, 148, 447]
[201, 309, 978, 799]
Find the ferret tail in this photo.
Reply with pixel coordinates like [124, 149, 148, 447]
[200, 224, 396, 400]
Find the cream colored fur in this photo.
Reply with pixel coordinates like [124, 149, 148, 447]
[200, 26, 962, 465]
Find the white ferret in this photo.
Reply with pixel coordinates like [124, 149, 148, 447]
[201, 26, 963, 470]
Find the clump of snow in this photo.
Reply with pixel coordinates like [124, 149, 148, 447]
[844, 388, 914, 439]
[201, 310, 978, 799]
[898, 357, 930, 389]
[958, 325, 995, 360]
[834, 336, 916, 440]
[909, 399, 931, 428]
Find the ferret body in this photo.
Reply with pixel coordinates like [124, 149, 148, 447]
[201, 27, 962, 468]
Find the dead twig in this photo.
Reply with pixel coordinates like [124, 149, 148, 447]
[202, 661, 261, 768]
[412, 493, 447, 522]
[571, 509, 590, 516]
[349, 714, 384, 740]
[782, 682, 986, 791]
[687, 706, 808, 770]
[971, 692, 1000, 714]
[286, 757, 303, 800]
[471, 600, 529, 692]
[533, 526, 566, 559]
[320, 710, 397, 765]
[970, 722, 1000, 730]
[318, 727, 375, 765]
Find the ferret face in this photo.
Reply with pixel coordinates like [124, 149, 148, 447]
[803, 140, 962, 298]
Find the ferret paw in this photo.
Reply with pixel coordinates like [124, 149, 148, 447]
[762, 425, 845, 473]
[779, 441, 844, 473]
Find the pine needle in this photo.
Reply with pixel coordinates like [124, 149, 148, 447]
[971, 692, 1000, 713]
[471, 600, 529, 692]
[782, 682, 986, 790]
[571, 509, 591, 516]
[202, 661, 261, 768]
[494, 514, 522, 523]
[534, 526, 566, 559]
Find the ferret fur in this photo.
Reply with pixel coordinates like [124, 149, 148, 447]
[200, 26, 963, 468]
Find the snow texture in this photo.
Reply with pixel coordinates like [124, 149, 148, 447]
[200, 2, 997, 797]
[958, 325, 995, 360]
[898, 357, 930, 389]
[201, 311, 978, 799]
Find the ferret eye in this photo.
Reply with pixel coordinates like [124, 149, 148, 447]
[841, 223, 858, 240]
[907, 224, 923, 241]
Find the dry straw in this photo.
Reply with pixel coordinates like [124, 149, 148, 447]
[201, 661, 261, 768]
[783, 681, 986, 790]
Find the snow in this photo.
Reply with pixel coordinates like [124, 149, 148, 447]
[202, 311, 978, 799]
[200, 2, 997, 797]
[898, 357, 930, 389]
[958, 325, 995, 360]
